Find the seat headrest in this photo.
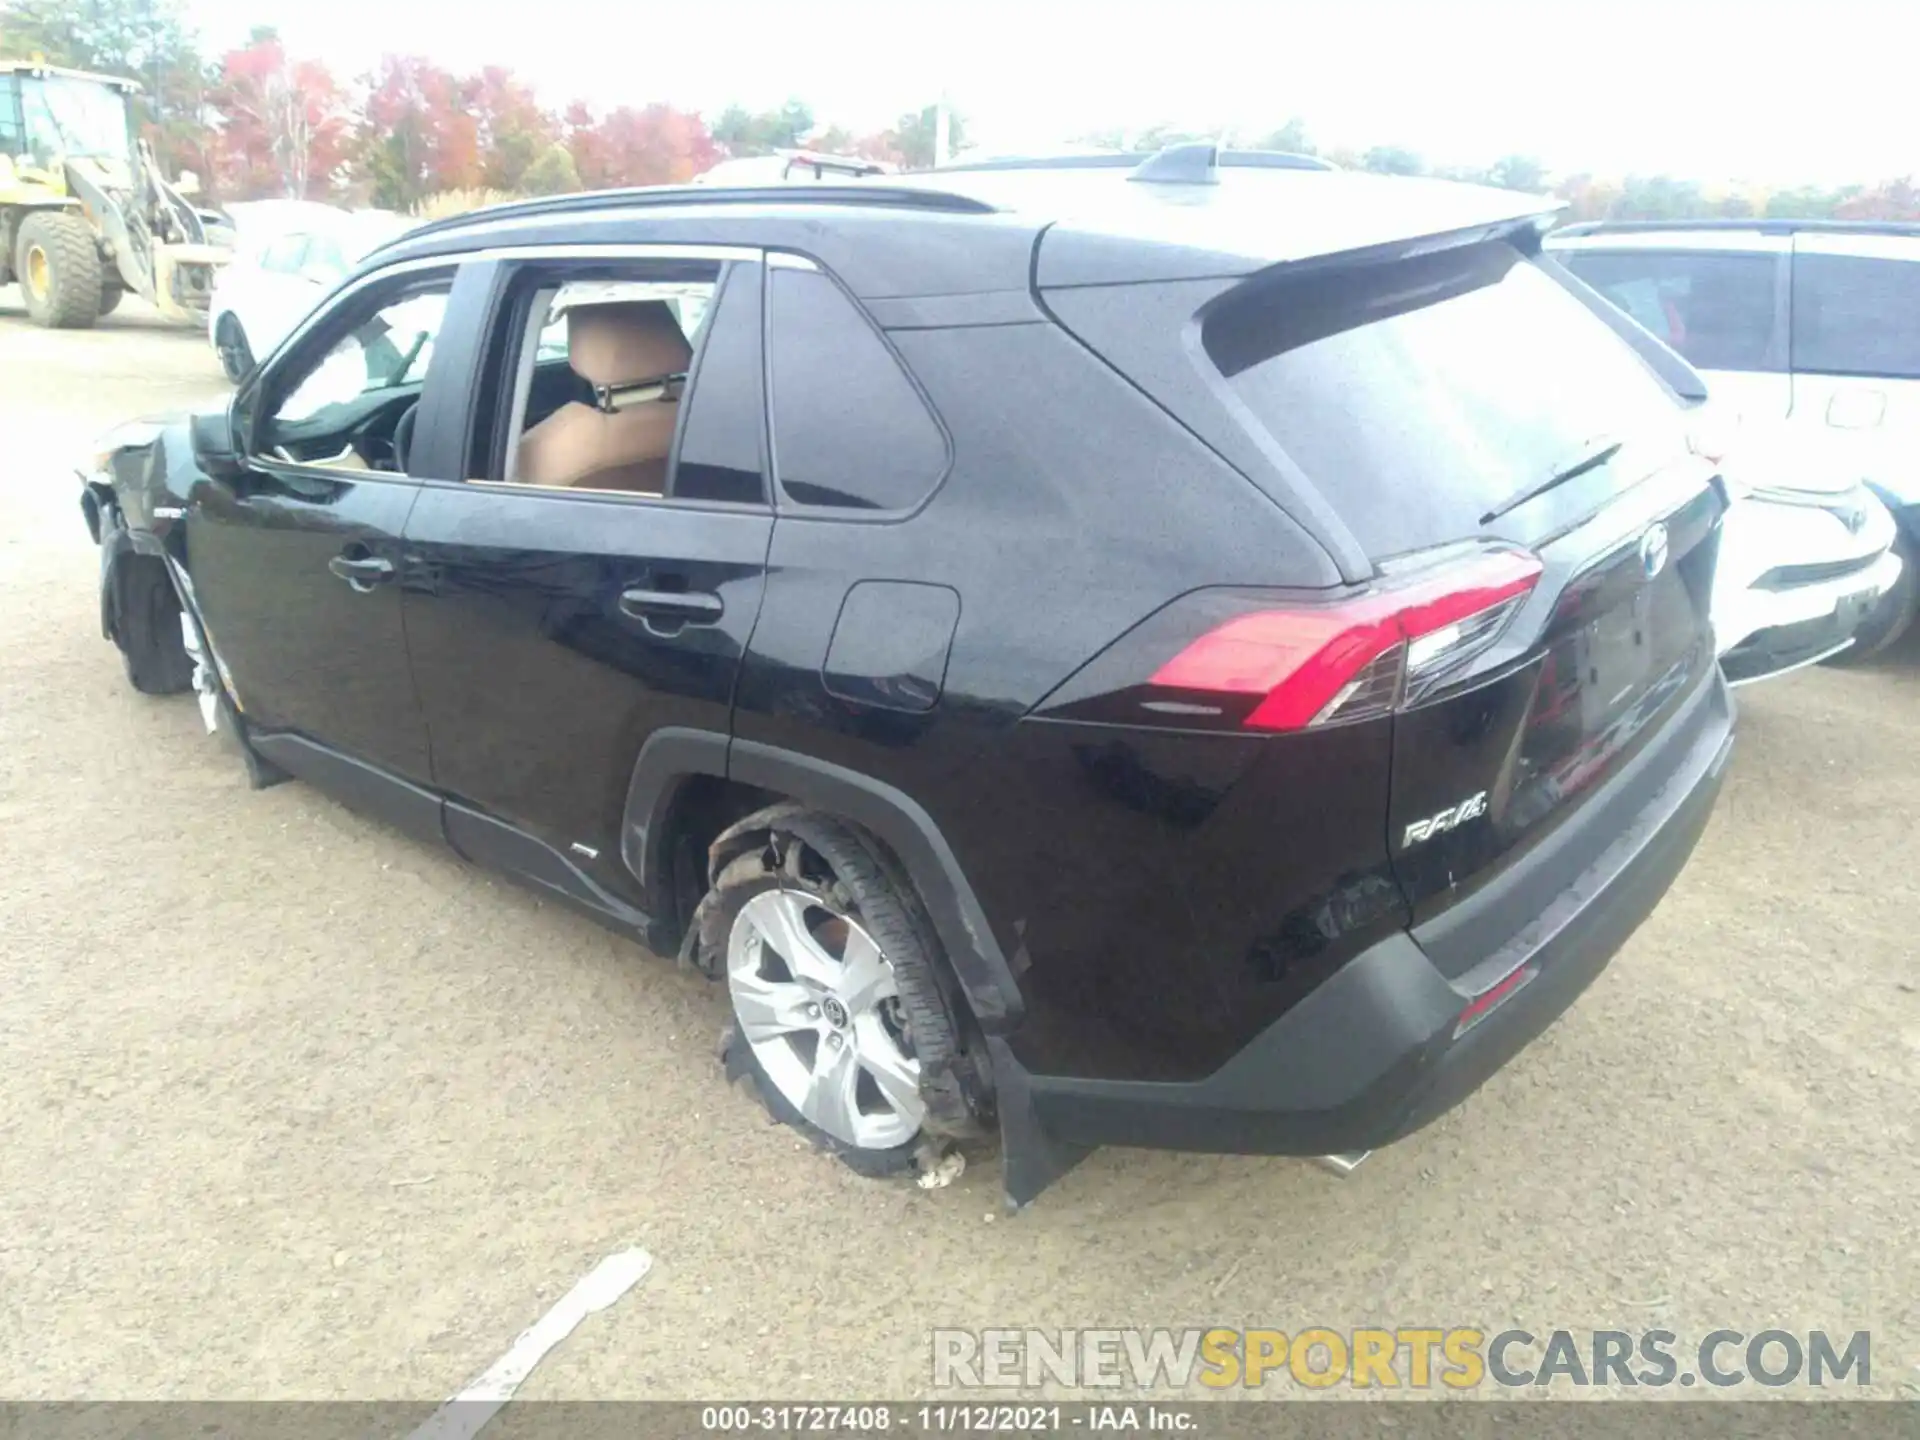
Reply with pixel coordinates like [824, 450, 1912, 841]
[568, 300, 692, 388]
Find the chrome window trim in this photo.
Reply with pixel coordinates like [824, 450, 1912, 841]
[474, 241, 761, 265]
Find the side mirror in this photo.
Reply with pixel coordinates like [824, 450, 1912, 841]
[189, 407, 247, 483]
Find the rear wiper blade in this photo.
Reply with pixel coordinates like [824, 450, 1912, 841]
[1480, 437, 1625, 526]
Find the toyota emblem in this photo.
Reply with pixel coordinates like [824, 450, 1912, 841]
[1639, 522, 1670, 581]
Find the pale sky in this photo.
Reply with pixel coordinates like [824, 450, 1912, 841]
[185, 0, 1916, 187]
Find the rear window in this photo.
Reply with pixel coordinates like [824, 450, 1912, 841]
[1204, 243, 1688, 559]
[1556, 249, 1779, 373]
[1792, 252, 1920, 379]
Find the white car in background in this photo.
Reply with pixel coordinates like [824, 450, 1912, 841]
[1704, 423, 1903, 683]
[1548, 220, 1920, 659]
[209, 207, 412, 382]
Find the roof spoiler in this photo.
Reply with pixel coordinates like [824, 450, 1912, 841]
[1129, 142, 1337, 184]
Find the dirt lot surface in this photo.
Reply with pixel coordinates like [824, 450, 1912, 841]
[1, 292, 1916, 1404]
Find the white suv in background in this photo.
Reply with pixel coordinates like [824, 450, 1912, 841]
[1548, 220, 1920, 660]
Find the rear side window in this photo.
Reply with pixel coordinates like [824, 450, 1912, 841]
[1206, 243, 1687, 559]
[1792, 253, 1920, 379]
[767, 265, 947, 512]
[1557, 249, 1779, 373]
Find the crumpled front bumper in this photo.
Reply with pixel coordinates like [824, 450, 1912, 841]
[1711, 487, 1901, 675]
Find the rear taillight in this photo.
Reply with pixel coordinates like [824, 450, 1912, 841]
[1149, 550, 1543, 732]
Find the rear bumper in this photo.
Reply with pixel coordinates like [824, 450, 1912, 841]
[1013, 671, 1734, 1165]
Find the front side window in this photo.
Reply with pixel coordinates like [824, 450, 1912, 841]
[256, 278, 452, 471]
[1557, 248, 1779, 373]
[767, 265, 948, 512]
[1792, 253, 1920, 380]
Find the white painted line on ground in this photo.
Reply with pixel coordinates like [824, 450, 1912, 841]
[406, 1246, 654, 1440]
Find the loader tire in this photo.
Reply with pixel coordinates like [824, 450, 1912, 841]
[17, 211, 104, 329]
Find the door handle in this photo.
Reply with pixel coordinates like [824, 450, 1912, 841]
[619, 587, 724, 624]
[328, 553, 395, 593]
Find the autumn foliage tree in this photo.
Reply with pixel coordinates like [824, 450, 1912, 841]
[359, 54, 480, 209]
[565, 101, 715, 188]
[712, 100, 812, 157]
[11, 0, 1917, 223]
[209, 32, 351, 199]
[470, 65, 556, 194]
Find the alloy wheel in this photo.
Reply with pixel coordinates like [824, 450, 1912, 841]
[726, 888, 924, 1150]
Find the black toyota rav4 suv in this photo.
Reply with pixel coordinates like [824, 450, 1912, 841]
[81, 147, 1735, 1205]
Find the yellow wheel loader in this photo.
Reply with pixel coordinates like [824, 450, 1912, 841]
[0, 61, 232, 328]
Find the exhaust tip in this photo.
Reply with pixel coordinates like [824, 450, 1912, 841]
[1314, 1150, 1372, 1177]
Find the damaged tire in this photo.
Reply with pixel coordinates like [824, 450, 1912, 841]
[109, 554, 194, 696]
[695, 807, 988, 1177]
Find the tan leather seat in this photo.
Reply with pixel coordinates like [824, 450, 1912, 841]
[515, 300, 691, 493]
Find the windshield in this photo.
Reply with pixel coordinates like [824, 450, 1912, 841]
[19, 76, 130, 163]
[1205, 242, 1690, 558]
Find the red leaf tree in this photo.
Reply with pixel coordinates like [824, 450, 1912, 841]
[470, 65, 557, 193]
[565, 102, 717, 189]
[209, 35, 352, 199]
[359, 54, 482, 209]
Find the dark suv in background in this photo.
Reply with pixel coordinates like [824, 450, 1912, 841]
[80, 146, 1735, 1204]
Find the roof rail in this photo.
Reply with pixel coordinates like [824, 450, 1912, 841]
[1554, 217, 1920, 239]
[374, 184, 998, 254]
[934, 146, 1336, 178]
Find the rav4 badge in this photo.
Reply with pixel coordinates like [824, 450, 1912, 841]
[1402, 791, 1489, 848]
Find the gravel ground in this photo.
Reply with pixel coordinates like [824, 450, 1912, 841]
[0, 293, 1914, 1404]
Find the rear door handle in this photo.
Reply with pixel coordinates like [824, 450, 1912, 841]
[619, 587, 724, 624]
[328, 553, 395, 592]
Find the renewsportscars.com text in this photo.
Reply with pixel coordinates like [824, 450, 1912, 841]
[931, 1328, 1871, 1391]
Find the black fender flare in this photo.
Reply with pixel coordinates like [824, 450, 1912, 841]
[620, 729, 1026, 1033]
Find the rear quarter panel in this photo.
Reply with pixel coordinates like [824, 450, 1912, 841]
[730, 316, 1363, 1080]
